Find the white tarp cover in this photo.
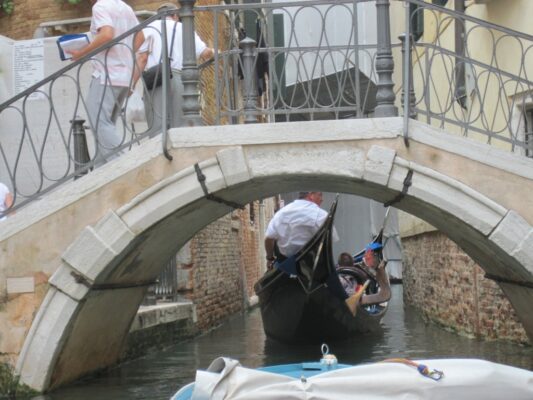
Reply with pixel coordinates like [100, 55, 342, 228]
[185, 357, 533, 400]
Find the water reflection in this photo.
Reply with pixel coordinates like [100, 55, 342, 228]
[43, 285, 532, 400]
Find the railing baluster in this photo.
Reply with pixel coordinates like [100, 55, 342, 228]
[399, 30, 416, 145]
[374, 0, 397, 117]
[180, 0, 203, 127]
[71, 116, 91, 180]
[160, 15, 173, 161]
[240, 37, 259, 124]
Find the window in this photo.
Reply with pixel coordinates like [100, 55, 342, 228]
[409, 4, 424, 41]
[410, 1, 449, 41]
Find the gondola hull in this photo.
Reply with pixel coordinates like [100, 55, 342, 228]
[255, 269, 387, 343]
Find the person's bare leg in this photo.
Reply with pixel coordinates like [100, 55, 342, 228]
[361, 264, 391, 305]
[345, 280, 370, 316]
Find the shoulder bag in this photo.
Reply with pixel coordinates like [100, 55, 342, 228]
[142, 21, 177, 90]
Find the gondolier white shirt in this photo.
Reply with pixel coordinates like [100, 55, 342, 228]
[266, 199, 338, 257]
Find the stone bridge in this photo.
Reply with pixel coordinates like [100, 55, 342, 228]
[1, 117, 533, 391]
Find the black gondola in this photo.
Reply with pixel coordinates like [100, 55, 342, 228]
[254, 197, 389, 343]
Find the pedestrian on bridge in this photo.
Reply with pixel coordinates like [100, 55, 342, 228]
[68, 0, 144, 166]
[136, 2, 214, 137]
[0, 181, 13, 221]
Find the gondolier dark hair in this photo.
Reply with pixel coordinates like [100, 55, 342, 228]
[298, 191, 321, 199]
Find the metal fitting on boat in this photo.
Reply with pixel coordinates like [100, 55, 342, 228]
[320, 344, 338, 368]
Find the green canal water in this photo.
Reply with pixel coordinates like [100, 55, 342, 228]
[39, 285, 532, 400]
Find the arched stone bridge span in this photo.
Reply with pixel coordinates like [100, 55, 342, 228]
[1, 117, 532, 391]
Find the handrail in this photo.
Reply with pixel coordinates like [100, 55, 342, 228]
[194, 0, 374, 12]
[0, 6, 209, 216]
[1, 10, 168, 111]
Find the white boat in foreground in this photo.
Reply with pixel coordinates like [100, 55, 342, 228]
[171, 353, 533, 400]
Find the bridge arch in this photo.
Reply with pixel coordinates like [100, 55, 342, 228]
[10, 118, 533, 391]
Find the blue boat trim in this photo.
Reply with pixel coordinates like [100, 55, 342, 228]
[259, 362, 351, 379]
[171, 362, 352, 399]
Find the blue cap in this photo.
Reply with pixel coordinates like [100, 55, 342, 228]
[365, 242, 383, 251]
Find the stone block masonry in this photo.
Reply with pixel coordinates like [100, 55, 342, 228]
[123, 302, 197, 361]
[402, 231, 529, 344]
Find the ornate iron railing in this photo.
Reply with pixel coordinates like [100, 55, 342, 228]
[1, 0, 533, 218]
[143, 256, 179, 305]
[0, 9, 185, 217]
[195, 0, 380, 124]
[404, 0, 533, 154]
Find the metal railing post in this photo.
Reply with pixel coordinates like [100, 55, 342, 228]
[71, 117, 90, 179]
[160, 15, 173, 161]
[240, 37, 258, 124]
[179, 0, 203, 127]
[454, 0, 467, 109]
[374, 0, 397, 117]
[399, 33, 416, 119]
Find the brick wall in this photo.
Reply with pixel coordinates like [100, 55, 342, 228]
[238, 202, 264, 299]
[0, 1, 159, 40]
[173, 201, 273, 332]
[187, 213, 245, 331]
[0, 1, 222, 41]
[403, 231, 529, 344]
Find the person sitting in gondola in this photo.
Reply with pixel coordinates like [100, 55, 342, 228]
[264, 191, 335, 269]
[337, 252, 362, 296]
[336, 245, 391, 315]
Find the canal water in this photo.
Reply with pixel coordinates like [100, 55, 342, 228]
[42, 285, 532, 400]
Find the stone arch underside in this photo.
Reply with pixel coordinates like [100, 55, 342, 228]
[14, 118, 533, 391]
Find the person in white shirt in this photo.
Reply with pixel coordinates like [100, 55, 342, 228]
[264, 191, 333, 266]
[136, 3, 214, 137]
[0, 182, 13, 221]
[69, 0, 143, 165]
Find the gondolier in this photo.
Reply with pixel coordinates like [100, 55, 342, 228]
[264, 191, 338, 268]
